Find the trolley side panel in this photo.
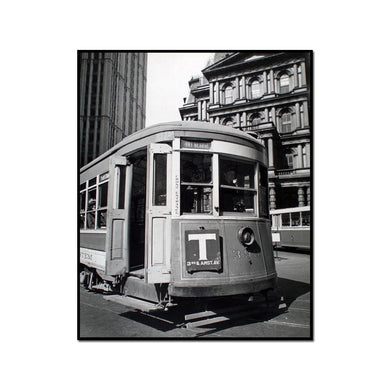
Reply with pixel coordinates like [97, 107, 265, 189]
[80, 232, 106, 251]
[278, 229, 310, 249]
[80, 232, 107, 271]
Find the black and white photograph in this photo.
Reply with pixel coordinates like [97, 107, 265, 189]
[3, 1, 390, 389]
[78, 51, 313, 339]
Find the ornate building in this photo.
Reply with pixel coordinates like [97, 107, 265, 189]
[179, 51, 311, 210]
[79, 52, 147, 166]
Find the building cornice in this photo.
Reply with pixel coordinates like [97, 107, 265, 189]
[203, 52, 308, 79]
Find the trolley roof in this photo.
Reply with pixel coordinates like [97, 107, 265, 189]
[269, 206, 310, 214]
[80, 121, 265, 173]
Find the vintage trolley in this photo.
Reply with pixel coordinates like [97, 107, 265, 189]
[270, 206, 310, 250]
[80, 121, 277, 308]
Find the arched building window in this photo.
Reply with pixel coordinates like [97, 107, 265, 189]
[223, 84, 233, 104]
[249, 113, 264, 130]
[223, 117, 234, 127]
[249, 78, 263, 99]
[284, 147, 296, 169]
[279, 73, 290, 94]
[280, 110, 292, 133]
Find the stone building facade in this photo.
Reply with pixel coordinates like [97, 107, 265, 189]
[179, 51, 311, 210]
[79, 52, 147, 166]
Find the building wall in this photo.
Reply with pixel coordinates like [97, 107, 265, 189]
[179, 52, 311, 210]
[79, 52, 147, 167]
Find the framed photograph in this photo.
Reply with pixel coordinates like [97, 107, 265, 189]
[78, 51, 313, 340]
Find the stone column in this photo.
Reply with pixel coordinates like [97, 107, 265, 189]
[263, 71, 268, 94]
[271, 107, 276, 125]
[209, 82, 214, 104]
[215, 116, 219, 124]
[295, 102, 301, 128]
[270, 69, 275, 93]
[241, 76, 246, 99]
[198, 101, 202, 120]
[293, 64, 298, 89]
[297, 144, 303, 168]
[301, 61, 307, 86]
[236, 113, 240, 128]
[303, 101, 309, 127]
[269, 188, 276, 210]
[264, 108, 269, 123]
[235, 77, 240, 100]
[242, 111, 247, 128]
[298, 187, 305, 207]
[306, 187, 311, 206]
[306, 143, 311, 167]
[267, 137, 274, 167]
[215, 81, 220, 104]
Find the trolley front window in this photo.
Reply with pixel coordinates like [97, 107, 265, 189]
[219, 157, 256, 214]
[180, 153, 212, 214]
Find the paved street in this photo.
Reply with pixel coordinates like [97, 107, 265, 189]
[79, 250, 311, 339]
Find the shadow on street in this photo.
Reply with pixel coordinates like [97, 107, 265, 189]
[115, 276, 310, 337]
[276, 277, 310, 307]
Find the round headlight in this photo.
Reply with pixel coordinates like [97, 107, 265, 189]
[237, 227, 255, 246]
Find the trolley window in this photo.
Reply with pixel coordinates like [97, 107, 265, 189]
[153, 154, 167, 206]
[282, 213, 290, 227]
[117, 166, 126, 209]
[80, 190, 86, 229]
[97, 181, 108, 228]
[180, 153, 212, 214]
[291, 212, 301, 226]
[302, 211, 310, 226]
[86, 188, 97, 228]
[278, 210, 310, 228]
[80, 172, 109, 230]
[259, 165, 269, 218]
[219, 157, 256, 214]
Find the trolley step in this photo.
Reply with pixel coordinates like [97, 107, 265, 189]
[103, 295, 164, 313]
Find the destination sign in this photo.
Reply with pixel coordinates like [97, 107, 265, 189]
[181, 139, 211, 150]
